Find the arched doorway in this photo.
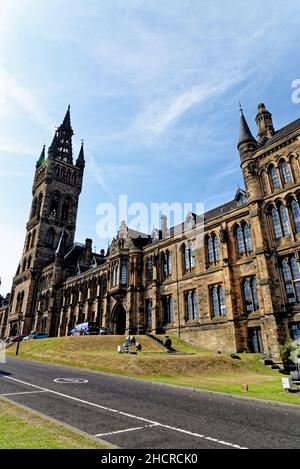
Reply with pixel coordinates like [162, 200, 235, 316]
[10, 322, 18, 336]
[110, 303, 126, 335]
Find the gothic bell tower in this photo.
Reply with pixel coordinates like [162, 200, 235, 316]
[7, 107, 85, 336]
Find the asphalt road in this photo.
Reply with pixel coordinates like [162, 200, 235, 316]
[0, 357, 299, 449]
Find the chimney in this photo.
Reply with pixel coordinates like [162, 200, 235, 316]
[83, 238, 93, 265]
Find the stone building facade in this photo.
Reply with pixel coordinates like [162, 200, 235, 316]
[3, 103, 300, 357]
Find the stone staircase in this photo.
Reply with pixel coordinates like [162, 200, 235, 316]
[145, 333, 177, 353]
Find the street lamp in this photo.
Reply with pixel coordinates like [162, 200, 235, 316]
[16, 313, 24, 356]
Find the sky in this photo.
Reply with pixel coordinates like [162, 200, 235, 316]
[1, 0, 300, 293]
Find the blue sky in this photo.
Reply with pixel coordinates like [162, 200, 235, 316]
[1, 0, 300, 293]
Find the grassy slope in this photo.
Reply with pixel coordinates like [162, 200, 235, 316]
[0, 398, 109, 449]
[6, 335, 300, 405]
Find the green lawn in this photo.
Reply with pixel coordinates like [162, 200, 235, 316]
[0, 398, 109, 449]
[6, 335, 300, 406]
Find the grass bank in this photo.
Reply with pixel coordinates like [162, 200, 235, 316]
[0, 398, 109, 449]
[6, 335, 300, 405]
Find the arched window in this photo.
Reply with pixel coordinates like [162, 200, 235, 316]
[26, 233, 31, 252]
[290, 199, 300, 233]
[243, 223, 253, 253]
[121, 259, 127, 285]
[146, 257, 153, 284]
[45, 229, 55, 248]
[37, 193, 43, 219]
[161, 252, 167, 278]
[49, 191, 61, 222]
[146, 299, 152, 329]
[207, 234, 221, 265]
[112, 262, 119, 287]
[185, 290, 199, 321]
[167, 250, 172, 276]
[279, 204, 291, 236]
[242, 277, 259, 312]
[162, 295, 173, 324]
[235, 223, 253, 256]
[27, 256, 32, 270]
[184, 241, 195, 271]
[61, 196, 71, 221]
[31, 198, 37, 218]
[271, 207, 283, 239]
[236, 226, 245, 255]
[280, 160, 293, 184]
[161, 251, 172, 279]
[269, 165, 281, 189]
[31, 230, 36, 249]
[281, 256, 300, 304]
[210, 285, 227, 317]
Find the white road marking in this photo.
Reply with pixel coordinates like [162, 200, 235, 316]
[53, 378, 88, 384]
[0, 390, 48, 397]
[2, 375, 248, 449]
[95, 424, 157, 437]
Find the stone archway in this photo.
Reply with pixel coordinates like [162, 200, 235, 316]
[110, 303, 126, 335]
[10, 322, 18, 336]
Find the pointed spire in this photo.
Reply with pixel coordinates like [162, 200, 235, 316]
[60, 105, 73, 132]
[36, 145, 46, 168]
[55, 229, 66, 258]
[76, 140, 85, 168]
[48, 106, 74, 164]
[237, 106, 257, 149]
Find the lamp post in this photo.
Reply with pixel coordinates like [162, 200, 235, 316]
[16, 313, 24, 356]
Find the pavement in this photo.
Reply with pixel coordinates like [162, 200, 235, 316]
[0, 357, 300, 449]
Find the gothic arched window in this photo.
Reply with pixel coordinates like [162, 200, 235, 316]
[26, 233, 31, 252]
[234, 222, 253, 256]
[31, 198, 37, 218]
[121, 259, 127, 285]
[112, 262, 119, 287]
[279, 204, 291, 236]
[49, 191, 61, 222]
[45, 229, 55, 248]
[161, 250, 172, 279]
[281, 256, 300, 304]
[61, 196, 71, 221]
[242, 277, 259, 312]
[290, 199, 300, 233]
[184, 241, 195, 271]
[185, 290, 199, 321]
[146, 299, 152, 328]
[210, 285, 227, 317]
[146, 257, 153, 284]
[207, 234, 221, 265]
[31, 230, 36, 249]
[271, 206, 283, 239]
[269, 165, 281, 190]
[280, 160, 293, 184]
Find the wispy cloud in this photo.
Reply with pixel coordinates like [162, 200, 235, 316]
[0, 142, 36, 155]
[0, 67, 53, 131]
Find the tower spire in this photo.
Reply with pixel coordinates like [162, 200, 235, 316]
[48, 106, 74, 164]
[76, 140, 85, 168]
[36, 145, 46, 168]
[237, 106, 257, 149]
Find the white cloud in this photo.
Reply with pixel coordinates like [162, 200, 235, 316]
[0, 67, 53, 131]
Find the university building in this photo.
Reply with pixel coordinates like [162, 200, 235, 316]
[2, 103, 300, 357]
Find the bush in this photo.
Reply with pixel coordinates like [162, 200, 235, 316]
[280, 340, 300, 365]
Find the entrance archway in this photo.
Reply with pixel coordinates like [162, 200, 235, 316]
[10, 323, 18, 336]
[110, 303, 126, 335]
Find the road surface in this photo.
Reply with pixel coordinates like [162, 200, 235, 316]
[0, 357, 299, 449]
